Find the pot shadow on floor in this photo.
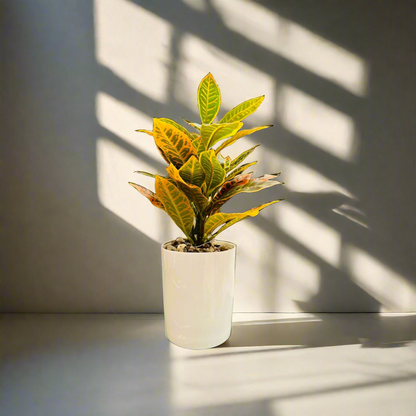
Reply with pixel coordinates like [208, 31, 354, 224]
[217, 313, 416, 352]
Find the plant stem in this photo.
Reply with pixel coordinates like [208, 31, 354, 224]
[194, 214, 205, 246]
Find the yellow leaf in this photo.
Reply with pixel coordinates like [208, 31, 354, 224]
[215, 125, 272, 155]
[198, 73, 221, 124]
[153, 119, 197, 169]
[135, 129, 153, 136]
[205, 200, 283, 239]
[159, 118, 194, 140]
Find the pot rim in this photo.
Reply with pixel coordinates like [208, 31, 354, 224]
[161, 239, 236, 254]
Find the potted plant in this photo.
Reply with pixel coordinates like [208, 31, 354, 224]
[130, 73, 284, 349]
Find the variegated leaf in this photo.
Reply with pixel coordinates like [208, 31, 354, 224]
[159, 118, 194, 140]
[134, 171, 157, 178]
[166, 164, 209, 212]
[182, 118, 201, 131]
[128, 182, 164, 210]
[215, 125, 271, 155]
[191, 136, 206, 155]
[209, 173, 252, 214]
[229, 145, 259, 171]
[242, 173, 284, 192]
[198, 73, 221, 124]
[179, 156, 206, 187]
[217, 154, 232, 172]
[219, 96, 265, 123]
[226, 161, 257, 180]
[134, 128, 170, 163]
[135, 129, 153, 136]
[200, 122, 243, 148]
[199, 150, 226, 195]
[207, 200, 283, 240]
[153, 119, 197, 169]
[155, 176, 195, 240]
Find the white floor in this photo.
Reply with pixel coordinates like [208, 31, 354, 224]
[1, 313, 416, 416]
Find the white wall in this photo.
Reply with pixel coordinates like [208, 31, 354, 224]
[1, 0, 416, 312]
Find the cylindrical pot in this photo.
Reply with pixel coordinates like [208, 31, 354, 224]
[161, 240, 236, 350]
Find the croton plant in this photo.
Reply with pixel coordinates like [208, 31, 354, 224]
[129, 73, 284, 246]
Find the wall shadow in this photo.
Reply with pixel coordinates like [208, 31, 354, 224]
[0, 0, 164, 312]
[1, 0, 416, 312]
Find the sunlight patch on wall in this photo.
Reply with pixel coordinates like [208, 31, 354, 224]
[275, 243, 321, 308]
[97, 138, 173, 243]
[278, 85, 357, 162]
[220, 132, 354, 199]
[282, 156, 355, 199]
[212, 0, 367, 96]
[182, 0, 207, 12]
[94, 0, 172, 103]
[96, 92, 165, 167]
[175, 34, 275, 124]
[333, 204, 369, 229]
[344, 245, 416, 312]
[278, 202, 341, 268]
[219, 221, 278, 312]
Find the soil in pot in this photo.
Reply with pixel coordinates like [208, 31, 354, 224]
[163, 237, 231, 253]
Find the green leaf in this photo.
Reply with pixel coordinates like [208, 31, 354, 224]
[191, 136, 206, 155]
[128, 182, 164, 210]
[206, 200, 283, 240]
[199, 149, 226, 195]
[197, 73, 221, 124]
[229, 145, 259, 171]
[226, 161, 257, 180]
[166, 164, 209, 212]
[153, 118, 198, 169]
[155, 176, 195, 240]
[200, 122, 243, 148]
[215, 125, 272, 155]
[219, 96, 265, 123]
[134, 171, 157, 178]
[179, 156, 206, 187]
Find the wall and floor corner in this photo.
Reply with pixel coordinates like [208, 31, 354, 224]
[1, 0, 416, 313]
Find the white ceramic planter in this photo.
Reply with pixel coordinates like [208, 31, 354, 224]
[161, 240, 236, 350]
